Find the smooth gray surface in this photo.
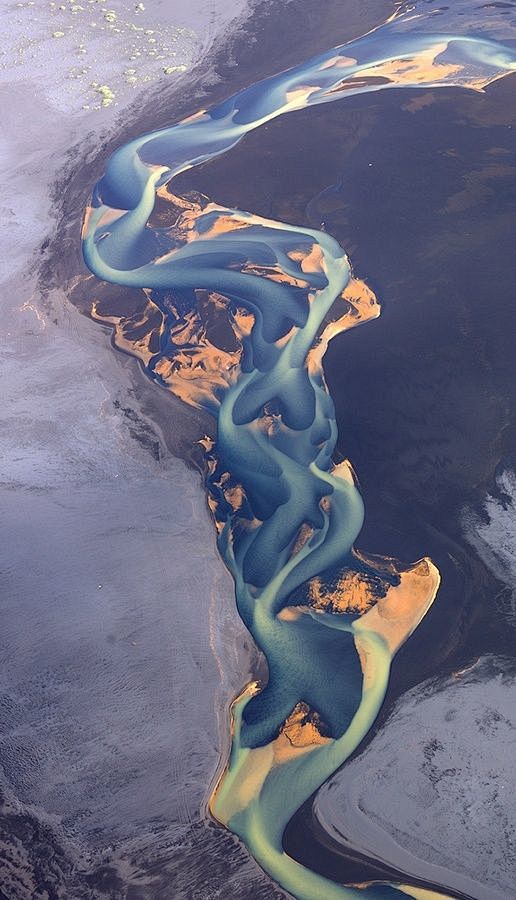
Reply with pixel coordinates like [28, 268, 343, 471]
[315, 656, 516, 900]
[0, 1, 262, 895]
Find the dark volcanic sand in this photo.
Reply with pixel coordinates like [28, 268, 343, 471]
[37, 0, 516, 895]
[169, 70, 516, 884]
[167, 64, 516, 707]
[44, 0, 393, 469]
[28, 2, 402, 899]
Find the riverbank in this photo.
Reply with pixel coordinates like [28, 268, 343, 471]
[6, 0, 516, 897]
[0, 2, 270, 897]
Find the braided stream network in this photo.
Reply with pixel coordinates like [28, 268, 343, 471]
[82, 4, 516, 898]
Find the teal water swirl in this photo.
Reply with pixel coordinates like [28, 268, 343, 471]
[82, 6, 516, 898]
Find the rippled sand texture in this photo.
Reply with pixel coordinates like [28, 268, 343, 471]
[81, 3, 516, 898]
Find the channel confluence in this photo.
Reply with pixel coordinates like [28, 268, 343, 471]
[82, 7, 516, 898]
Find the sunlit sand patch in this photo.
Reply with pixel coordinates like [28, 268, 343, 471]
[210, 692, 331, 826]
[152, 343, 239, 409]
[180, 108, 208, 124]
[308, 277, 381, 373]
[223, 483, 246, 513]
[80, 12, 516, 899]
[276, 702, 332, 759]
[91, 297, 162, 367]
[287, 243, 325, 275]
[320, 55, 358, 70]
[198, 434, 214, 453]
[354, 557, 441, 657]
[150, 189, 205, 233]
[284, 85, 319, 107]
[332, 458, 359, 487]
[241, 263, 310, 289]
[353, 45, 463, 87]
[282, 552, 439, 644]
[194, 210, 252, 239]
[308, 569, 384, 615]
[290, 522, 315, 558]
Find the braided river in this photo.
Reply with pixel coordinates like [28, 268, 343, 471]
[82, 4, 516, 897]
